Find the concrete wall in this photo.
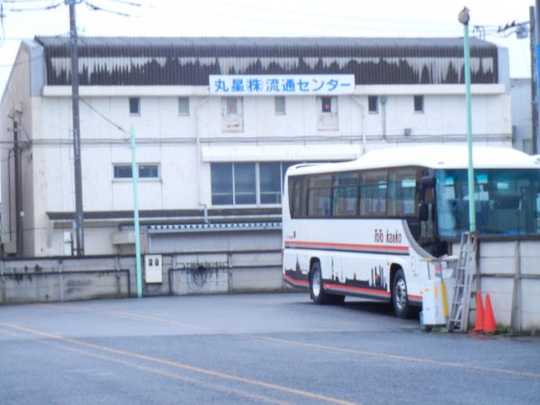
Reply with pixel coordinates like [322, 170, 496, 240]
[0, 247, 284, 305]
[451, 240, 540, 333]
[478, 241, 540, 332]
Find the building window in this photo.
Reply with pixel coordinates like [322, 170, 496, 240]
[210, 162, 301, 206]
[274, 96, 286, 115]
[139, 164, 159, 178]
[129, 97, 140, 115]
[221, 97, 244, 132]
[113, 164, 159, 179]
[368, 96, 379, 113]
[320, 96, 336, 113]
[414, 95, 424, 113]
[260, 162, 281, 203]
[234, 163, 256, 204]
[210, 162, 255, 205]
[211, 163, 233, 205]
[225, 97, 240, 115]
[317, 96, 338, 130]
[114, 165, 132, 179]
[178, 97, 190, 115]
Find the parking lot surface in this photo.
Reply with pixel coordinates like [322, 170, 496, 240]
[1, 293, 539, 405]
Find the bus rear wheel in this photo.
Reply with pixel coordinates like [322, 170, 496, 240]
[309, 261, 345, 305]
[392, 269, 412, 319]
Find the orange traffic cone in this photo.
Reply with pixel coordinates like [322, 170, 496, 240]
[473, 291, 484, 333]
[483, 293, 497, 334]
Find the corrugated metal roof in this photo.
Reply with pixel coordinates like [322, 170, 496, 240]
[34, 36, 500, 86]
[35, 36, 496, 52]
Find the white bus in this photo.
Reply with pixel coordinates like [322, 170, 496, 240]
[282, 146, 540, 318]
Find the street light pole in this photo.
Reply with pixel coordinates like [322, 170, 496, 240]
[459, 7, 476, 233]
[130, 127, 143, 298]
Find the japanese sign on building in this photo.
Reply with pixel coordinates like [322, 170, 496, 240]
[209, 74, 355, 96]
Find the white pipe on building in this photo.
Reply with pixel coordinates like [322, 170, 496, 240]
[352, 96, 367, 155]
[194, 97, 210, 222]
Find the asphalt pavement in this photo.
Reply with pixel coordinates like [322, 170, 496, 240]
[1, 293, 539, 405]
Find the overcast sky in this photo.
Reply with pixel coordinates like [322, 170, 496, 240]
[0, 0, 535, 91]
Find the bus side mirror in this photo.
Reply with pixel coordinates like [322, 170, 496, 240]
[419, 203, 429, 221]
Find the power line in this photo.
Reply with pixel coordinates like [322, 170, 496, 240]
[107, 0, 142, 7]
[5, 2, 64, 12]
[84, 1, 131, 17]
[80, 98, 128, 135]
[1, 1, 59, 3]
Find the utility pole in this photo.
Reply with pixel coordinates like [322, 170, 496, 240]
[530, 6, 538, 155]
[67, 0, 85, 256]
[13, 118, 23, 256]
[535, 1, 540, 154]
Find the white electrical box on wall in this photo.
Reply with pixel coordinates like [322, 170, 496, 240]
[144, 254, 163, 283]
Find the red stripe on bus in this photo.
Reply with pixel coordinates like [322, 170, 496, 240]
[283, 273, 309, 287]
[324, 282, 391, 297]
[285, 240, 409, 253]
[408, 294, 422, 302]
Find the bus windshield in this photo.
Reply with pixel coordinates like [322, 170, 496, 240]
[436, 169, 540, 239]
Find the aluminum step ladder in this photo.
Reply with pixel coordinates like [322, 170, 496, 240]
[447, 232, 477, 332]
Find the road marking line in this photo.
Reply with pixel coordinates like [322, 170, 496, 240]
[36, 338, 290, 405]
[0, 322, 358, 405]
[255, 336, 540, 380]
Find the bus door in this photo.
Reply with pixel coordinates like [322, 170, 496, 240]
[418, 172, 447, 257]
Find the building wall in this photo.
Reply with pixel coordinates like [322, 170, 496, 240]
[0, 36, 516, 257]
[24, 88, 512, 256]
[0, 42, 37, 256]
[510, 78, 532, 153]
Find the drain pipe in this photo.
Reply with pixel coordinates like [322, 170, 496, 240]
[194, 97, 210, 222]
[352, 96, 367, 155]
[380, 95, 388, 141]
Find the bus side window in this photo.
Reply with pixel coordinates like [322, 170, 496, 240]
[307, 175, 333, 217]
[333, 172, 359, 217]
[388, 168, 417, 217]
[289, 177, 304, 218]
[359, 170, 388, 217]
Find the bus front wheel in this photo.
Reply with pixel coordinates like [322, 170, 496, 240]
[392, 269, 412, 319]
[309, 261, 344, 305]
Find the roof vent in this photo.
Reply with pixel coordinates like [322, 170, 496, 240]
[403, 128, 412, 137]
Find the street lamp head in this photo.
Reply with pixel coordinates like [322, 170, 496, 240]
[458, 7, 470, 26]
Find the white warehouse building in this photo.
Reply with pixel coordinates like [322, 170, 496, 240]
[0, 36, 511, 257]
